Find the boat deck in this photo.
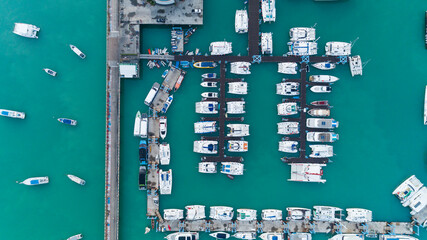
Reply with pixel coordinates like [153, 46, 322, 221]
[151, 90, 170, 113]
[147, 117, 160, 139]
[412, 206, 427, 226]
[162, 67, 183, 91]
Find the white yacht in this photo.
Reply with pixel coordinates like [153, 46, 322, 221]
[134, 111, 141, 136]
[309, 75, 339, 83]
[230, 62, 251, 75]
[346, 208, 372, 223]
[159, 143, 170, 165]
[307, 132, 339, 142]
[325, 42, 352, 56]
[260, 233, 283, 240]
[19, 176, 49, 185]
[310, 86, 332, 93]
[287, 41, 318, 56]
[261, 32, 273, 55]
[228, 82, 248, 95]
[379, 235, 418, 240]
[312, 206, 343, 222]
[393, 175, 427, 216]
[227, 124, 250, 137]
[261, 0, 276, 22]
[278, 62, 298, 74]
[202, 92, 218, 98]
[289, 27, 316, 42]
[277, 122, 299, 135]
[227, 140, 248, 152]
[349, 55, 363, 77]
[286, 207, 311, 221]
[67, 234, 83, 240]
[70, 44, 86, 59]
[0, 109, 25, 119]
[233, 232, 256, 240]
[202, 73, 217, 79]
[236, 209, 257, 221]
[194, 121, 217, 134]
[164, 209, 184, 220]
[261, 209, 282, 221]
[210, 41, 233, 55]
[166, 232, 199, 240]
[201, 81, 218, 88]
[279, 141, 298, 153]
[276, 82, 300, 96]
[227, 101, 245, 114]
[210, 206, 234, 220]
[185, 205, 206, 220]
[199, 162, 217, 173]
[67, 174, 86, 185]
[235, 10, 248, 33]
[194, 140, 218, 154]
[140, 113, 148, 138]
[312, 62, 336, 70]
[196, 101, 219, 114]
[159, 169, 172, 195]
[43, 68, 57, 76]
[307, 109, 330, 117]
[13, 23, 40, 38]
[329, 234, 364, 240]
[210, 232, 231, 239]
[309, 145, 333, 158]
[306, 118, 339, 129]
[289, 233, 311, 240]
[288, 164, 326, 183]
[159, 116, 167, 139]
[221, 162, 244, 175]
[277, 102, 298, 116]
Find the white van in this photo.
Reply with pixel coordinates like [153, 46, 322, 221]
[144, 82, 160, 106]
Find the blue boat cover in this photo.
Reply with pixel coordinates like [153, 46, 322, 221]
[207, 144, 214, 151]
[30, 180, 39, 184]
[272, 236, 278, 240]
[217, 233, 227, 239]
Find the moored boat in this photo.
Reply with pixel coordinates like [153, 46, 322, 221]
[261, 209, 282, 221]
[289, 233, 311, 240]
[196, 101, 219, 114]
[379, 235, 418, 240]
[194, 121, 217, 134]
[279, 141, 298, 153]
[278, 62, 298, 74]
[306, 118, 339, 129]
[164, 209, 184, 220]
[70, 44, 86, 59]
[67, 174, 86, 185]
[309, 75, 339, 83]
[286, 207, 311, 220]
[311, 100, 329, 106]
[13, 23, 40, 38]
[210, 232, 230, 239]
[194, 61, 217, 68]
[277, 122, 299, 135]
[349, 55, 363, 77]
[276, 82, 300, 96]
[44, 68, 57, 76]
[261, 0, 276, 22]
[313, 206, 343, 222]
[310, 86, 332, 93]
[202, 92, 218, 98]
[289, 27, 316, 42]
[139, 166, 146, 190]
[194, 140, 218, 154]
[288, 41, 318, 56]
[139, 139, 148, 165]
[325, 41, 352, 56]
[227, 124, 250, 137]
[230, 62, 251, 75]
[159, 143, 170, 165]
[202, 73, 217, 79]
[288, 164, 326, 183]
[185, 205, 206, 220]
[309, 145, 333, 158]
[312, 62, 336, 70]
[159, 116, 167, 139]
[67, 234, 83, 240]
[134, 111, 141, 136]
[346, 208, 372, 223]
[307, 132, 339, 142]
[329, 234, 364, 240]
[228, 82, 248, 95]
[19, 176, 49, 185]
[308, 109, 330, 117]
[261, 32, 273, 55]
[0, 109, 25, 119]
[201, 81, 218, 88]
[227, 101, 245, 114]
[236, 209, 257, 221]
[235, 10, 248, 33]
[161, 95, 174, 113]
[227, 140, 248, 152]
[260, 233, 283, 240]
[210, 41, 232, 55]
[58, 118, 77, 126]
[233, 232, 256, 240]
[210, 206, 234, 220]
[166, 232, 199, 240]
[220, 162, 244, 175]
[199, 162, 217, 173]
[174, 74, 185, 90]
[159, 169, 172, 195]
[277, 102, 298, 116]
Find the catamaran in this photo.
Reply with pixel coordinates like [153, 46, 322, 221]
[313, 206, 343, 222]
[261, 32, 273, 55]
[67, 174, 86, 185]
[260, 233, 283, 240]
[19, 176, 49, 185]
[227, 141, 248, 152]
[261, 0, 276, 22]
[185, 205, 206, 220]
[286, 207, 311, 221]
[193, 140, 218, 154]
[325, 42, 352, 56]
[209, 41, 232, 55]
[345, 208, 372, 223]
[379, 235, 418, 240]
[329, 234, 364, 240]
[276, 82, 300, 96]
[288, 41, 318, 56]
[209, 206, 234, 220]
[70, 44, 86, 59]
[261, 209, 282, 221]
[230, 62, 251, 75]
[237, 209, 257, 221]
[44, 68, 57, 76]
[227, 124, 250, 137]
[166, 232, 199, 240]
[196, 101, 218, 114]
[288, 163, 326, 183]
[228, 82, 248, 95]
[58, 118, 77, 126]
[159, 143, 170, 165]
[220, 162, 244, 175]
[194, 121, 217, 134]
[279, 141, 298, 153]
[235, 10, 248, 33]
[349, 55, 363, 77]
[309, 75, 339, 83]
[227, 101, 245, 114]
[199, 162, 217, 173]
[278, 62, 298, 74]
[289, 27, 316, 42]
[164, 209, 184, 220]
[309, 145, 333, 158]
[13, 23, 40, 38]
[159, 116, 167, 139]
[277, 122, 299, 135]
[277, 102, 298, 116]
[312, 62, 336, 70]
[159, 169, 172, 195]
[233, 232, 256, 240]
[0, 109, 25, 119]
[289, 233, 312, 240]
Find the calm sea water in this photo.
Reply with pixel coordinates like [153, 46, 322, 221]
[1, 0, 427, 240]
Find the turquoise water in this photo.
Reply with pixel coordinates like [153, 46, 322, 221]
[2, 0, 427, 240]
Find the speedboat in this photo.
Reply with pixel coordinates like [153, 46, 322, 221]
[139, 166, 146, 190]
[312, 62, 336, 70]
[196, 101, 218, 114]
[159, 116, 167, 139]
[202, 92, 218, 98]
[194, 61, 217, 68]
[277, 102, 298, 116]
[227, 141, 248, 152]
[312, 206, 343, 222]
[287, 41, 318, 56]
[199, 162, 217, 173]
[392, 175, 425, 207]
[44, 68, 57, 76]
[67, 174, 86, 185]
[278, 62, 298, 74]
[346, 208, 372, 223]
[236, 209, 257, 221]
[309, 145, 333, 158]
[307, 109, 330, 117]
[261, 32, 273, 55]
[260, 233, 283, 240]
[289, 27, 316, 42]
[201, 81, 218, 88]
[279, 141, 298, 153]
[209, 206, 234, 220]
[210, 232, 231, 239]
[164, 209, 184, 220]
[174, 74, 185, 90]
[228, 82, 248, 95]
[288, 163, 326, 183]
[306, 118, 339, 129]
[309, 75, 339, 83]
[202, 73, 217, 79]
[67, 234, 83, 240]
[159, 143, 170, 165]
[58, 118, 77, 126]
[134, 111, 141, 136]
[227, 101, 245, 114]
[194, 121, 217, 134]
[349, 55, 363, 77]
[276, 82, 299, 96]
[139, 140, 148, 165]
[210, 41, 232, 55]
[235, 10, 248, 33]
[286, 207, 311, 221]
[311, 100, 329, 107]
[0, 109, 25, 119]
[70, 44, 86, 59]
[162, 69, 169, 78]
[325, 42, 352, 56]
[310, 86, 332, 93]
[289, 233, 311, 240]
[261, 209, 282, 221]
[329, 234, 364, 240]
[166, 232, 199, 240]
[13, 23, 40, 38]
[185, 205, 206, 220]
[227, 124, 250, 137]
[19, 176, 49, 185]
[261, 0, 276, 22]
[379, 235, 418, 240]
[221, 162, 244, 175]
[194, 140, 218, 154]
[233, 232, 256, 240]
[161, 95, 174, 113]
[277, 122, 299, 135]
[307, 132, 339, 142]
[140, 113, 148, 138]
[159, 169, 172, 195]
[230, 62, 251, 75]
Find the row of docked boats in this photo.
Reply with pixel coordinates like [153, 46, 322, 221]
[277, 58, 362, 77]
[277, 102, 331, 117]
[200, 81, 248, 95]
[193, 140, 248, 153]
[197, 162, 244, 175]
[195, 101, 246, 114]
[18, 175, 85, 186]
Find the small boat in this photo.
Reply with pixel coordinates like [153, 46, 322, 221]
[58, 118, 77, 126]
[236, 209, 257, 221]
[230, 62, 251, 75]
[210, 206, 234, 220]
[379, 235, 418, 240]
[201, 81, 218, 88]
[67, 174, 86, 185]
[228, 82, 248, 95]
[161, 95, 174, 113]
[164, 209, 184, 220]
[43, 68, 57, 76]
[329, 234, 364, 240]
[210, 41, 232, 55]
[70, 44, 86, 59]
[194, 121, 217, 134]
[289, 233, 312, 240]
[159, 116, 167, 139]
[161, 69, 169, 78]
[227, 101, 245, 114]
[286, 207, 311, 221]
[276, 82, 299, 96]
[349, 55, 363, 77]
[196, 101, 218, 114]
[277, 102, 298, 116]
[261, 0, 276, 22]
[235, 10, 248, 33]
[307, 132, 339, 142]
[278, 62, 298, 74]
[159, 143, 170, 165]
[140, 113, 148, 138]
[159, 169, 172, 195]
[311, 100, 329, 106]
[134, 111, 141, 136]
[288, 163, 326, 183]
[312, 62, 336, 70]
[325, 42, 352, 56]
[289, 27, 316, 42]
[174, 74, 185, 90]
[277, 122, 299, 135]
[306, 118, 339, 129]
[138, 166, 146, 190]
[227, 124, 250, 137]
[13, 23, 40, 38]
[67, 234, 83, 240]
[202, 73, 217, 79]
[313, 206, 343, 222]
[287, 41, 318, 56]
[210, 232, 230, 239]
[261, 209, 282, 221]
[309, 145, 333, 158]
[227, 140, 248, 152]
[194, 61, 217, 69]
[261, 32, 273, 55]
[279, 141, 298, 153]
[185, 205, 206, 220]
[199, 162, 217, 173]
[308, 109, 330, 117]
[19, 176, 49, 185]
[346, 208, 372, 223]
[310, 86, 332, 93]
[139, 140, 148, 165]
[233, 232, 256, 240]
[202, 92, 218, 98]
[260, 233, 283, 240]
[194, 140, 218, 154]
[0, 109, 25, 119]
[166, 232, 199, 240]
[221, 162, 244, 175]
[309, 75, 339, 83]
